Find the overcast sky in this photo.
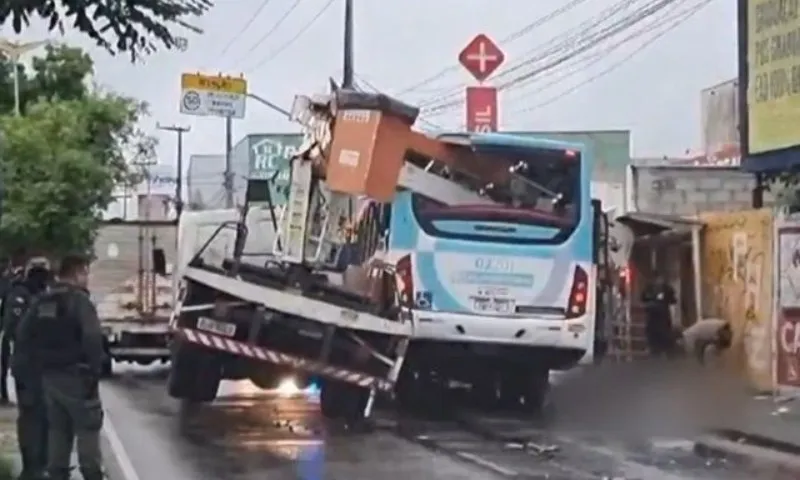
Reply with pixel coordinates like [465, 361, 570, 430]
[5, 0, 736, 170]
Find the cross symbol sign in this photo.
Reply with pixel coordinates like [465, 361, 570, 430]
[466, 41, 498, 74]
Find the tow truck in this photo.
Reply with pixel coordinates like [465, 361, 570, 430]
[168, 89, 606, 421]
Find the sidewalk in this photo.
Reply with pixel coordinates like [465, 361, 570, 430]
[695, 392, 800, 471]
[0, 403, 20, 478]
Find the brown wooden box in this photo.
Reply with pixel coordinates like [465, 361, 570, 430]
[326, 109, 411, 202]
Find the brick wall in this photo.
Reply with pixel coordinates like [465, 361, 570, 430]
[629, 165, 775, 215]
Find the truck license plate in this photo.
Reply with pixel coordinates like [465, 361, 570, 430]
[197, 317, 236, 337]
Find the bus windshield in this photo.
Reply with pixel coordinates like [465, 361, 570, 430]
[411, 147, 582, 244]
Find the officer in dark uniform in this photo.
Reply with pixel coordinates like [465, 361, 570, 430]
[0, 260, 26, 403]
[640, 274, 678, 356]
[14, 254, 106, 480]
[4, 258, 51, 480]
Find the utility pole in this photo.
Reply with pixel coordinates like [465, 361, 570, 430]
[342, 0, 354, 89]
[224, 116, 234, 208]
[156, 123, 190, 220]
[0, 39, 48, 115]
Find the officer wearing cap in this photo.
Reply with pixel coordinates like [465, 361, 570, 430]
[4, 257, 51, 479]
[14, 254, 106, 480]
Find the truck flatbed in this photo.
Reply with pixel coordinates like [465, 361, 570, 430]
[182, 265, 412, 337]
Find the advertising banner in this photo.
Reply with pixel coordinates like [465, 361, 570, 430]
[701, 209, 773, 390]
[776, 221, 800, 389]
[746, 0, 800, 153]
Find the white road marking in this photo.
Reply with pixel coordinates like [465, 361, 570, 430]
[454, 451, 518, 476]
[102, 412, 142, 480]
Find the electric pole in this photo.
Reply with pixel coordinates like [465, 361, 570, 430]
[156, 123, 190, 220]
[342, 0, 354, 89]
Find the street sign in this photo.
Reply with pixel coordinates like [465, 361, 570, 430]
[466, 86, 498, 132]
[458, 34, 505, 82]
[180, 73, 247, 119]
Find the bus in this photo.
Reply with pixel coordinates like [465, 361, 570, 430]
[382, 132, 603, 412]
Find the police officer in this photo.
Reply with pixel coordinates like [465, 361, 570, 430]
[5, 258, 51, 480]
[640, 274, 678, 357]
[14, 254, 106, 480]
[0, 259, 26, 403]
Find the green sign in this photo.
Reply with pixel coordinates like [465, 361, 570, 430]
[245, 133, 303, 205]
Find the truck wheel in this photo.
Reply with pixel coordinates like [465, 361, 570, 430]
[250, 368, 281, 390]
[168, 340, 222, 403]
[320, 379, 368, 422]
[100, 357, 113, 379]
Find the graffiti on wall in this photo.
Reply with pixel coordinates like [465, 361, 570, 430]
[701, 209, 773, 389]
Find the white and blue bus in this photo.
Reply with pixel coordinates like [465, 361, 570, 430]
[383, 133, 606, 412]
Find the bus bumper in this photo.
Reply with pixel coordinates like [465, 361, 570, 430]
[411, 310, 591, 351]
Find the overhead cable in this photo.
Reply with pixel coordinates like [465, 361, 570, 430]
[230, 0, 304, 69]
[248, 0, 336, 72]
[508, 0, 714, 116]
[393, 0, 594, 96]
[422, 0, 689, 115]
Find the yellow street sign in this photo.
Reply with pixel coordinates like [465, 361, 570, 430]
[181, 73, 247, 95]
[180, 72, 248, 119]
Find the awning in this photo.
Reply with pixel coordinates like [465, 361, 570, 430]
[741, 147, 800, 173]
[615, 212, 705, 244]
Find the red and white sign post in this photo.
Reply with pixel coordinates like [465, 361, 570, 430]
[458, 34, 505, 133]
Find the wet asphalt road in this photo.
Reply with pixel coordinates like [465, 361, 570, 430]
[98, 361, 800, 480]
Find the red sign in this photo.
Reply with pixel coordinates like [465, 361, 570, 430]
[465, 86, 498, 132]
[777, 308, 800, 388]
[458, 34, 505, 82]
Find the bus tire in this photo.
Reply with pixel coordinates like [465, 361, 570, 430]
[499, 367, 550, 416]
[168, 340, 221, 403]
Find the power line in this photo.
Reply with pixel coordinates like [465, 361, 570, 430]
[423, 0, 688, 115]
[216, 0, 275, 64]
[230, 0, 304, 69]
[392, 0, 594, 96]
[508, 0, 714, 117]
[247, 0, 336, 72]
[414, 0, 642, 109]
[502, 0, 684, 107]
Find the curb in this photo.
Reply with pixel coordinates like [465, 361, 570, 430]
[694, 430, 800, 473]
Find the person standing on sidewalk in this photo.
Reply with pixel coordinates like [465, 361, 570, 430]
[14, 254, 106, 480]
[0, 257, 26, 404]
[5, 258, 51, 480]
[640, 274, 678, 357]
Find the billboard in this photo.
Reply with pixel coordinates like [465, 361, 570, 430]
[746, 0, 800, 154]
[246, 133, 304, 205]
[701, 79, 739, 156]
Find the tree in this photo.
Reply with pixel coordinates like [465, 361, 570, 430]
[0, 45, 154, 257]
[1, 0, 212, 60]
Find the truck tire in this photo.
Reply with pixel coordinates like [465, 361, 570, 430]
[100, 340, 113, 378]
[168, 340, 222, 403]
[320, 379, 369, 422]
[100, 357, 113, 379]
[249, 367, 281, 390]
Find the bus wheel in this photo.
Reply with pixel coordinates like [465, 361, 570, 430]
[500, 368, 551, 416]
